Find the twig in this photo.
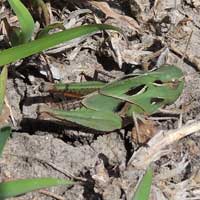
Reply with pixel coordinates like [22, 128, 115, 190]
[4, 153, 86, 182]
[5, 96, 16, 126]
[128, 121, 200, 169]
[39, 189, 65, 200]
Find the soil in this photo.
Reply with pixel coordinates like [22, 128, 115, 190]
[1, 0, 200, 199]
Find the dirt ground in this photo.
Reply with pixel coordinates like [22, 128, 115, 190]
[1, 0, 200, 199]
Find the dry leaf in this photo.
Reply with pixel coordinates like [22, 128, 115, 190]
[0, 103, 10, 125]
[185, 0, 200, 8]
[92, 159, 110, 186]
[132, 119, 157, 144]
[128, 0, 151, 21]
[90, 1, 141, 32]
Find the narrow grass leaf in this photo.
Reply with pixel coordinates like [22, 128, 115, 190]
[0, 125, 11, 157]
[32, 0, 50, 25]
[0, 66, 8, 113]
[0, 178, 74, 199]
[8, 0, 35, 45]
[0, 24, 123, 67]
[132, 166, 153, 200]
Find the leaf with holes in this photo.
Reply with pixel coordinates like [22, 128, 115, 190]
[39, 65, 184, 132]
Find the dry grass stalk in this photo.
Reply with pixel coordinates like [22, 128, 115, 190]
[128, 121, 200, 169]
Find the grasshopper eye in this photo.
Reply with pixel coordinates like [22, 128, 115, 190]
[150, 97, 164, 105]
[125, 84, 147, 96]
[165, 79, 180, 89]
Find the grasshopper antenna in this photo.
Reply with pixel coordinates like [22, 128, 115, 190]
[177, 30, 193, 128]
[178, 30, 193, 66]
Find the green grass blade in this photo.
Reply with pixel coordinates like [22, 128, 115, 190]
[0, 66, 8, 113]
[0, 178, 74, 199]
[132, 166, 153, 200]
[0, 125, 11, 157]
[0, 24, 122, 67]
[8, 0, 35, 44]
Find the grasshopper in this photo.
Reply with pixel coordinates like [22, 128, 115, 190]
[39, 65, 184, 132]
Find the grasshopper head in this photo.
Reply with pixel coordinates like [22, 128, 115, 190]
[155, 65, 184, 82]
[148, 65, 184, 113]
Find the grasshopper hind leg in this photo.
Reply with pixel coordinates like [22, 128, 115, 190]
[39, 106, 122, 132]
